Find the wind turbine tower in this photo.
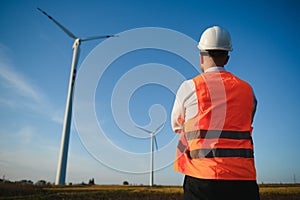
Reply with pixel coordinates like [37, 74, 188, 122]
[136, 123, 164, 186]
[37, 8, 115, 185]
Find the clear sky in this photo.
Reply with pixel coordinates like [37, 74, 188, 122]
[0, 0, 300, 185]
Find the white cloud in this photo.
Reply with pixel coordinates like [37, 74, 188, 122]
[51, 110, 64, 124]
[0, 44, 63, 124]
[16, 126, 35, 144]
[0, 97, 18, 109]
[0, 63, 42, 103]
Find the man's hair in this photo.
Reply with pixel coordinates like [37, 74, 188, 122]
[207, 50, 229, 66]
[207, 50, 228, 57]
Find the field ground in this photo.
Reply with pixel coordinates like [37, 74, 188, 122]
[1, 183, 300, 200]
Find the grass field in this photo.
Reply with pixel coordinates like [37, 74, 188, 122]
[1, 183, 300, 199]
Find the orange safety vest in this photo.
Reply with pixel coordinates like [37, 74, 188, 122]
[174, 71, 257, 180]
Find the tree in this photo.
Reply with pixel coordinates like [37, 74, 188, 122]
[88, 178, 95, 185]
[35, 180, 46, 186]
[123, 181, 129, 185]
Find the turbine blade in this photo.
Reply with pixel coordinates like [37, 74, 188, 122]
[81, 35, 117, 42]
[135, 126, 152, 134]
[154, 122, 165, 132]
[136, 121, 165, 134]
[37, 7, 77, 39]
[154, 136, 158, 151]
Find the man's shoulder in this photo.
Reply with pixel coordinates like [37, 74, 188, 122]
[180, 79, 195, 88]
[230, 73, 252, 86]
[177, 79, 196, 94]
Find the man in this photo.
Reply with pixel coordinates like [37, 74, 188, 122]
[171, 26, 260, 200]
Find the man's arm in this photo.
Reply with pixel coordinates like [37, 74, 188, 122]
[171, 80, 196, 133]
[171, 96, 185, 133]
[252, 92, 257, 123]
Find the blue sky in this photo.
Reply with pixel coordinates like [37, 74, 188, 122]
[0, 0, 300, 185]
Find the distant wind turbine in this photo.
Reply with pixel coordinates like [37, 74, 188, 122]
[136, 122, 165, 186]
[37, 8, 116, 185]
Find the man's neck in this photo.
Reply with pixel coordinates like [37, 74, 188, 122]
[204, 66, 226, 73]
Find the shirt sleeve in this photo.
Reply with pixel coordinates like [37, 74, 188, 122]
[171, 80, 195, 133]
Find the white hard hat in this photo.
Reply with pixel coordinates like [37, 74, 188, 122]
[198, 26, 233, 51]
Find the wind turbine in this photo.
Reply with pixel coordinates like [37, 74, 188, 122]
[136, 122, 165, 186]
[37, 8, 116, 185]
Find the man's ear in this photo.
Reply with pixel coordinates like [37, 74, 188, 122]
[224, 55, 229, 65]
[200, 54, 204, 64]
[200, 55, 205, 72]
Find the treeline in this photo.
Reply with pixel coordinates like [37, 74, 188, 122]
[1, 178, 50, 186]
[0, 178, 97, 186]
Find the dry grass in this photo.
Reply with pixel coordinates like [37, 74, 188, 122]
[259, 184, 300, 200]
[260, 186, 300, 194]
[1, 183, 300, 200]
[46, 185, 182, 192]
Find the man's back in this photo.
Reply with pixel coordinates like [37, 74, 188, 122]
[174, 70, 257, 180]
[171, 26, 260, 199]
[189, 71, 255, 131]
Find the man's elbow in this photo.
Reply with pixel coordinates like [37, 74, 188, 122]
[172, 126, 183, 134]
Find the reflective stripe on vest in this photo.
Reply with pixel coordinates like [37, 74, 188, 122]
[178, 130, 254, 159]
[189, 148, 253, 158]
[174, 71, 257, 180]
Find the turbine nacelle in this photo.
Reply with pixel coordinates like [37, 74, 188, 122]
[135, 122, 165, 151]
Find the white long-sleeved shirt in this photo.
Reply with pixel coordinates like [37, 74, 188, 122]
[171, 67, 226, 133]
